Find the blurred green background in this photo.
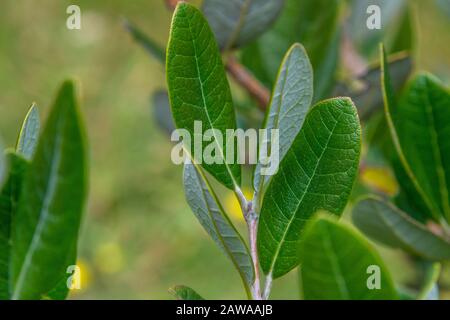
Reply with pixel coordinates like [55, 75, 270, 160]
[0, 0, 449, 299]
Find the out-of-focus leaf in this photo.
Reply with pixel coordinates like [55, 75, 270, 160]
[0, 141, 5, 187]
[257, 98, 361, 279]
[353, 196, 450, 261]
[169, 285, 204, 300]
[242, 0, 341, 101]
[383, 45, 450, 223]
[11, 81, 88, 300]
[202, 0, 285, 50]
[167, 3, 241, 190]
[436, 0, 450, 19]
[335, 54, 412, 120]
[152, 90, 175, 134]
[253, 43, 313, 202]
[0, 152, 28, 299]
[183, 162, 253, 296]
[380, 45, 443, 223]
[298, 215, 398, 299]
[349, 0, 410, 59]
[390, 8, 413, 54]
[124, 19, 165, 64]
[395, 74, 450, 223]
[393, 155, 432, 223]
[16, 104, 40, 160]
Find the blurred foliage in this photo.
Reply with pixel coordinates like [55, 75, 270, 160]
[0, 0, 449, 299]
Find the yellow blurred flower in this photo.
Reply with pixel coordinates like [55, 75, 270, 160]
[68, 259, 92, 296]
[223, 187, 253, 222]
[360, 166, 398, 196]
[94, 241, 124, 275]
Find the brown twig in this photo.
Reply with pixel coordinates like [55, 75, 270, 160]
[226, 56, 270, 111]
[165, 0, 186, 11]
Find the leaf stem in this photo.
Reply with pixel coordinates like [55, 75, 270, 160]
[226, 56, 270, 111]
[262, 273, 273, 300]
[235, 187, 263, 299]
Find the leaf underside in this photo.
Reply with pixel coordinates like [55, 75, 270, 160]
[202, 0, 284, 50]
[183, 162, 254, 295]
[353, 196, 450, 261]
[253, 43, 313, 199]
[16, 104, 40, 160]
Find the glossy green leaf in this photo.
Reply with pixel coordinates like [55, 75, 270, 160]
[152, 90, 175, 135]
[298, 216, 398, 299]
[202, 0, 284, 50]
[169, 285, 204, 300]
[257, 97, 361, 278]
[11, 81, 88, 300]
[352, 196, 450, 261]
[242, 0, 340, 101]
[381, 45, 450, 223]
[334, 54, 412, 120]
[124, 19, 166, 64]
[381, 46, 438, 222]
[16, 104, 40, 160]
[253, 43, 313, 201]
[183, 162, 253, 296]
[167, 3, 241, 190]
[0, 152, 28, 299]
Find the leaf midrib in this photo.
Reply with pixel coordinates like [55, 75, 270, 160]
[267, 109, 342, 276]
[321, 225, 350, 299]
[11, 116, 64, 300]
[186, 12, 238, 189]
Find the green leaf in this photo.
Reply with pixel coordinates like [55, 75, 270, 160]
[169, 285, 204, 300]
[0, 152, 28, 299]
[381, 46, 436, 222]
[167, 3, 241, 190]
[396, 74, 450, 223]
[334, 54, 412, 121]
[0, 141, 5, 187]
[257, 97, 361, 278]
[298, 216, 398, 299]
[253, 43, 313, 201]
[16, 104, 40, 160]
[124, 19, 166, 63]
[381, 45, 450, 223]
[242, 0, 341, 101]
[10, 81, 88, 300]
[352, 196, 450, 261]
[152, 90, 175, 135]
[43, 241, 77, 300]
[183, 162, 253, 297]
[202, 0, 285, 50]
